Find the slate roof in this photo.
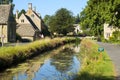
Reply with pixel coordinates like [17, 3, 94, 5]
[17, 24, 35, 37]
[0, 5, 11, 24]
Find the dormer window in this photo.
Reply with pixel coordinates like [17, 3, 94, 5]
[21, 19, 24, 23]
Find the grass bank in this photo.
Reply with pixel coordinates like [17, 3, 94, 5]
[75, 39, 115, 80]
[0, 37, 76, 70]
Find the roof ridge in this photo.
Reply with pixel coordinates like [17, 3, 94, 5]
[24, 15, 39, 31]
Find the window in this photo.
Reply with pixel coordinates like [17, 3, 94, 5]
[21, 19, 24, 23]
[31, 14, 34, 18]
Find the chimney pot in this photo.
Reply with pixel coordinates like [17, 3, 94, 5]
[28, 3, 32, 10]
[16, 9, 19, 19]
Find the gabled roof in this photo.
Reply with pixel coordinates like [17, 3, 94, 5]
[16, 13, 41, 37]
[25, 15, 39, 30]
[33, 11, 41, 19]
[0, 5, 11, 24]
[17, 24, 35, 37]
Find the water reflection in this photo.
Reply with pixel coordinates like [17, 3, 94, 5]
[51, 47, 74, 72]
[0, 44, 81, 80]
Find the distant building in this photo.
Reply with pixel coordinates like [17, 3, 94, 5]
[73, 24, 83, 35]
[0, 4, 16, 43]
[16, 3, 48, 41]
[104, 23, 120, 40]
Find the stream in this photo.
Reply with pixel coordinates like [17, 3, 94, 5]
[0, 43, 81, 80]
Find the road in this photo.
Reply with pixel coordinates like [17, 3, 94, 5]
[98, 42, 120, 80]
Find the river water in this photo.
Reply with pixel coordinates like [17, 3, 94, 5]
[0, 44, 81, 80]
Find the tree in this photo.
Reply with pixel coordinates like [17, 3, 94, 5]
[43, 15, 51, 26]
[80, 0, 120, 37]
[112, 30, 120, 41]
[0, 0, 13, 4]
[49, 8, 75, 36]
[18, 9, 26, 18]
[75, 14, 80, 24]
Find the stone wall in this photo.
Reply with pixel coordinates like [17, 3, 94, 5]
[22, 36, 34, 41]
[26, 9, 42, 31]
[104, 23, 118, 40]
[0, 25, 8, 43]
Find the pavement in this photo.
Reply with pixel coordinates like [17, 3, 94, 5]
[98, 42, 120, 80]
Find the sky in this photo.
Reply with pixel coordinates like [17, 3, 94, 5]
[13, 0, 88, 18]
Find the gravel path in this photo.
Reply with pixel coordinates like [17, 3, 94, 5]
[98, 42, 120, 80]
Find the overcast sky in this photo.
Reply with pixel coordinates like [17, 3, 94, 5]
[13, 0, 88, 18]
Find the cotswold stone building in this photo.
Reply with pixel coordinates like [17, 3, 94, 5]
[104, 23, 120, 40]
[0, 4, 16, 43]
[73, 24, 83, 34]
[16, 3, 48, 41]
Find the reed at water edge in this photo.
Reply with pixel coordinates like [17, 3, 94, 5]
[75, 39, 115, 80]
[0, 37, 76, 70]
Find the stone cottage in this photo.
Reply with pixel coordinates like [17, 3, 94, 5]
[16, 3, 48, 41]
[104, 23, 120, 40]
[73, 24, 83, 35]
[0, 4, 16, 43]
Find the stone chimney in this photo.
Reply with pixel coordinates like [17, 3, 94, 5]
[16, 10, 19, 19]
[16, 10, 19, 23]
[28, 3, 32, 10]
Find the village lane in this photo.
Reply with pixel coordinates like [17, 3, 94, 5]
[98, 42, 120, 80]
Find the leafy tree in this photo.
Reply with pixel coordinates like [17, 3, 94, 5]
[80, 0, 120, 37]
[49, 8, 75, 36]
[43, 15, 51, 26]
[112, 30, 120, 41]
[0, 0, 13, 4]
[75, 14, 80, 24]
[18, 9, 26, 18]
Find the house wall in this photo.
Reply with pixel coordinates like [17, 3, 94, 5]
[17, 14, 30, 24]
[22, 36, 34, 41]
[0, 25, 8, 43]
[104, 23, 116, 40]
[26, 9, 42, 31]
[74, 25, 83, 34]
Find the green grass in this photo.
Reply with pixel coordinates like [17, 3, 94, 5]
[75, 39, 115, 80]
[0, 37, 76, 70]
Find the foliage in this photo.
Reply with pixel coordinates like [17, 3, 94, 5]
[75, 14, 80, 24]
[43, 15, 52, 36]
[43, 15, 51, 26]
[49, 8, 75, 36]
[75, 39, 115, 80]
[18, 9, 26, 18]
[0, 0, 13, 4]
[80, 0, 120, 37]
[0, 37, 76, 70]
[112, 30, 120, 40]
[41, 24, 50, 36]
[109, 30, 120, 42]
